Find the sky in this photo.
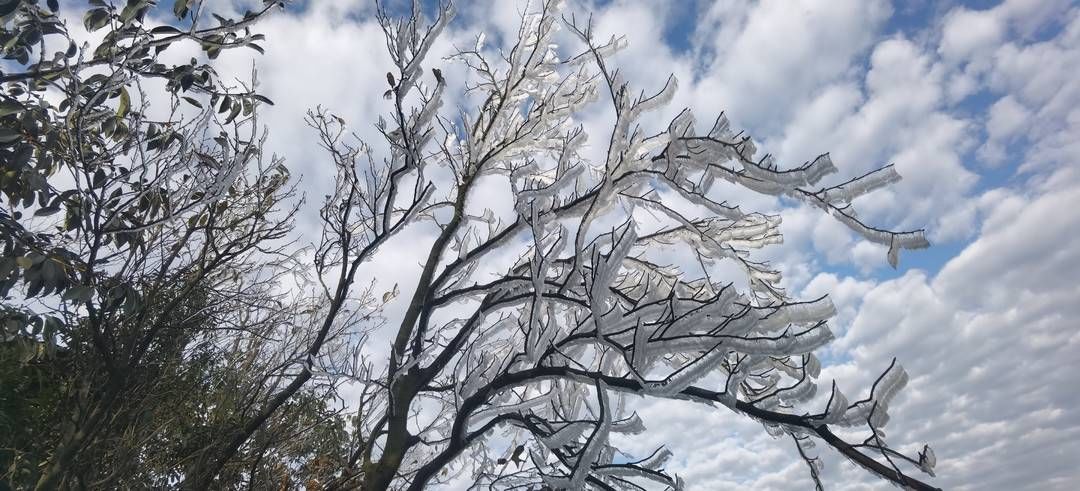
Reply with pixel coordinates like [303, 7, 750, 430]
[60, 0, 1080, 489]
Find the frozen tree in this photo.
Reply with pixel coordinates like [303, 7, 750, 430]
[310, 1, 939, 490]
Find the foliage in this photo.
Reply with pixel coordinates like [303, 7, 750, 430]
[0, 1, 356, 489]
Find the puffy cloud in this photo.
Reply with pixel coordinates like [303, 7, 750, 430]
[940, 7, 1005, 62]
[938, 0, 1072, 70]
[692, 0, 892, 134]
[978, 95, 1032, 165]
[206, 6, 397, 222]
[934, 183, 1080, 310]
[986, 94, 1032, 140]
[827, 179, 1080, 490]
[937, 2, 1079, 175]
[801, 273, 875, 338]
[988, 9, 1080, 174]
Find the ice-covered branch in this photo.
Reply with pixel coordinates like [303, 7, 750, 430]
[338, 2, 939, 489]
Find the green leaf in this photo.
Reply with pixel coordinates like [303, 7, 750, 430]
[120, 3, 139, 22]
[224, 103, 242, 124]
[3, 35, 20, 54]
[83, 8, 110, 32]
[0, 100, 25, 117]
[0, 256, 12, 275]
[62, 285, 93, 303]
[93, 168, 107, 188]
[251, 94, 274, 106]
[150, 25, 182, 35]
[34, 206, 60, 217]
[173, 0, 190, 19]
[180, 73, 194, 91]
[182, 96, 203, 108]
[11, 145, 32, 168]
[0, 127, 21, 144]
[0, 1, 18, 17]
[117, 87, 131, 118]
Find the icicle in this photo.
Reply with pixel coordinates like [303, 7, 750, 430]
[804, 353, 821, 378]
[820, 381, 850, 424]
[709, 112, 732, 139]
[611, 413, 646, 435]
[557, 381, 613, 490]
[722, 325, 833, 356]
[838, 360, 908, 427]
[631, 318, 650, 372]
[641, 342, 727, 397]
[755, 297, 837, 332]
[567, 35, 629, 66]
[399, 4, 455, 97]
[778, 376, 818, 405]
[632, 75, 678, 116]
[918, 444, 937, 477]
[821, 164, 900, 205]
[764, 423, 785, 437]
[740, 152, 837, 187]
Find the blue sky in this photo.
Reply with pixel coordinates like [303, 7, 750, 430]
[61, 0, 1078, 488]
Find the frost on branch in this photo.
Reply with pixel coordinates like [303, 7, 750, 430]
[324, 1, 940, 490]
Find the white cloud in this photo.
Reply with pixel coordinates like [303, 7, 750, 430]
[801, 272, 875, 336]
[989, 9, 1080, 174]
[978, 94, 1032, 165]
[827, 179, 1080, 490]
[940, 7, 1005, 62]
[208, 6, 397, 220]
[692, 0, 892, 134]
[986, 94, 1031, 140]
[936, 3, 1079, 174]
[934, 183, 1080, 310]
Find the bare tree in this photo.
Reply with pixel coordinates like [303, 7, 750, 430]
[312, 1, 939, 489]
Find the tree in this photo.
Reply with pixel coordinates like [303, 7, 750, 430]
[308, 1, 939, 489]
[1, 1, 358, 489]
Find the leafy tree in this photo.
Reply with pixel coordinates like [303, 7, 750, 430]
[0, 338, 68, 489]
[1, 1, 357, 489]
